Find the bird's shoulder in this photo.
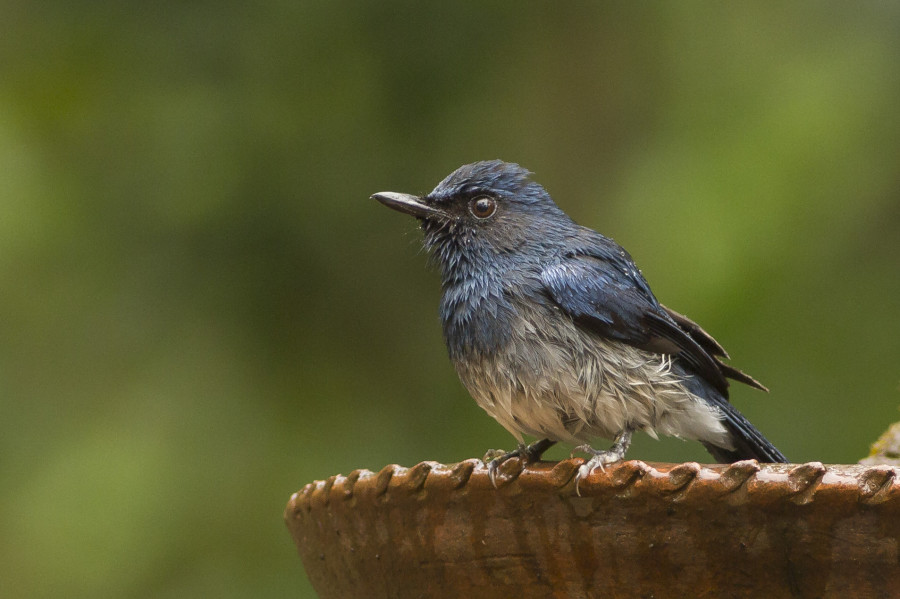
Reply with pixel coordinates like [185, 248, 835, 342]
[543, 229, 657, 306]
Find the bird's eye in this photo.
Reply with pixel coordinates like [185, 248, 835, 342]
[469, 196, 497, 219]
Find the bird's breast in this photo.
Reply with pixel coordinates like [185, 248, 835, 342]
[439, 274, 525, 361]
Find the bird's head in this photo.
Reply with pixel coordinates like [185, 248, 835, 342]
[372, 160, 572, 276]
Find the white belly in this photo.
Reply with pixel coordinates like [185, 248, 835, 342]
[453, 306, 732, 450]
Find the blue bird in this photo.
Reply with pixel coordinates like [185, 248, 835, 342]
[373, 160, 787, 487]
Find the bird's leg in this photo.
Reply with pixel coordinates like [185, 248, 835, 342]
[485, 438, 557, 486]
[572, 429, 633, 495]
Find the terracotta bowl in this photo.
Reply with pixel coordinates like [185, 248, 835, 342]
[285, 458, 900, 599]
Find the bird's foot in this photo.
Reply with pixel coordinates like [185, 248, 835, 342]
[571, 430, 633, 496]
[484, 438, 556, 487]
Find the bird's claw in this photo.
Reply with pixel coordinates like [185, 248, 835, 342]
[482, 448, 508, 463]
[573, 449, 624, 495]
[571, 431, 633, 496]
[484, 439, 556, 487]
[485, 445, 527, 487]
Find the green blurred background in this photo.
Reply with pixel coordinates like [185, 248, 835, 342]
[2, 3, 899, 597]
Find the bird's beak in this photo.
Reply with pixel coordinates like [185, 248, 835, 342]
[371, 192, 446, 220]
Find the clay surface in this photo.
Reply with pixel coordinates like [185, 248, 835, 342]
[286, 459, 900, 599]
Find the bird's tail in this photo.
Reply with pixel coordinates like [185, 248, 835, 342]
[702, 400, 788, 464]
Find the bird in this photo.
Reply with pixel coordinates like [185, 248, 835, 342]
[372, 160, 788, 488]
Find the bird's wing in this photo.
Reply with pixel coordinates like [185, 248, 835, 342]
[660, 304, 728, 358]
[661, 304, 768, 391]
[540, 249, 731, 396]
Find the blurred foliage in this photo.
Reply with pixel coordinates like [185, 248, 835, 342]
[1, 2, 899, 597]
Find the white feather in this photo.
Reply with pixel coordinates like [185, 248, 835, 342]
[453, 299, 733, 450]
